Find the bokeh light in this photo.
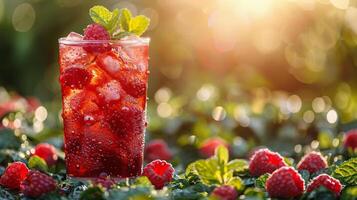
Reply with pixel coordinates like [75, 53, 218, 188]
[12, 3, 36, 32]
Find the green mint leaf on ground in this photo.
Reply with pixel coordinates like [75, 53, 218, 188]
[89, 6, 112, 28]
[120, 8, 132, 32]
[129, 15, 150, 36]
[332, 157, 357, 185]
[28, 155, 48, 172]
[255, 174, 269, 188]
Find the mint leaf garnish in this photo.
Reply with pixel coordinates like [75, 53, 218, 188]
[129, 15, 150, 36]
[120, 8, 132, 32]
[107, 8, 120, 34]
[89, 5, 150, 39]
[89, 6, 112, 28]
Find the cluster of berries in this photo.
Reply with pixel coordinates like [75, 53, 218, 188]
[249, 148, 342, 198]
[0, 143, 58, 197]
[0, 162, 57, 197]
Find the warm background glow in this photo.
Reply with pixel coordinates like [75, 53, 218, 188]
[1, 0, 357, 125]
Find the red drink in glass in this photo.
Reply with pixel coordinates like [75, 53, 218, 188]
[58, 33, 149, 178]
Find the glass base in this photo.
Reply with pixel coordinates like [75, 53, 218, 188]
[66, 175, 133, 183]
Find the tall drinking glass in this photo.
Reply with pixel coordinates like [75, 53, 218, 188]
[58, 34, 149, 178]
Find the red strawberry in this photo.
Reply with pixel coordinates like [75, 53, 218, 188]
[33, 143, 58, 166]
[266, 167, 305, 198]
[0, 162, 29, 190]
[143, 159, 174, 189]
[60, 67, 92, 89]
[249, 148, 287, 176]
[307, 174, 342, 196]
[83, 24, 111, 53]
[344, 129, 357, 150]
[297, 151, 327, 174]
[211, 185, 238, 200]
[20, 171, 56, 197]
[199, 138, 228, 158]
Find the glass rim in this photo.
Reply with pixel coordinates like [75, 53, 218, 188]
[58, 37, 150, 46]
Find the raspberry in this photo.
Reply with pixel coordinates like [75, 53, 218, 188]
[307, 174, 342, 196]
[107, 105, 144, 135]
[0, 162, 29, 190]
[297, 151, 327, 174]
[145, 139, 173, 162]
[143, 159, 174, 189]
[33, 143, 58, 166]
[344, 129, 357, 150]
[249, 148, 287, 176]
[83, 24, 110, 53]
[199, 138, 228, 158]
[20, 171, 57, 197]
[60, 67, 92, 89]
[211, 185, 238, 200]
[118, 69, 146, 98]
[266, 167, 305, 198]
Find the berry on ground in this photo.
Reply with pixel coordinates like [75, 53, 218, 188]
[0, 162, 29, 190]
[143, 159, 174, 189]
[344, 129, 357, 150]
[20, 171, 57, 197]
[33, 143, 58, 166]
[297, 151, 327, 174]
[307, 174, 342, 196]
[199, 138, 228, 158]
[249, 148, 287, 177]
[211, 185, 238, 200]
[266, 166, 305, 198]
[145, 139, 173, 162]
[60, 67, 92, 89]
[83, 24, 111, 53]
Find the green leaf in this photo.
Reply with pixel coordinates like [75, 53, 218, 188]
[215, 145, 228, 164]
[305, 186, 336, 200]
[120, 8, 132, 32]
[134, 176, 153, 187]
[193, 159, 220, 185]
[129, 15, 150, 36]
[341, 186, 357, 200]
[227, 177, 244, 191]
[255, 174, 269, 189]
[243, 188, 265, 199]
[28, 155, 48, 172]
[107, 8, 120, 34]
[332, 157, 357, 185]
[80, 187, 105, 200]
[89, 6, 112, 28]
[227, 159, 248, 172]
[0, 129, 21, 150]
